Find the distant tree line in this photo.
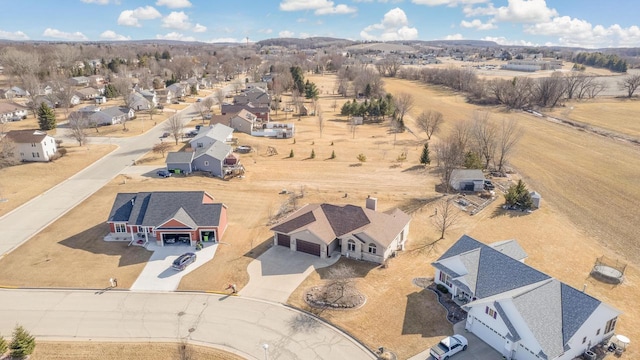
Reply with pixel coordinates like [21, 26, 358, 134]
[573, 52, 627, 73]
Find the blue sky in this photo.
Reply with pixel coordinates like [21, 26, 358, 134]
[0, 0, 638, 48]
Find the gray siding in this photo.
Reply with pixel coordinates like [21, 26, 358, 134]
[167, 162, 192, 174]
[192, 154, 224, 178]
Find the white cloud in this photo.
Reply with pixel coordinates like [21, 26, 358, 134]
[279, 30, 295, 37]
[156, 32, 196, 42]
[525, 16, 640, 48]
[444, 33, 464, 40]
[460, 19, 496, 30]
[155, 0, 192, 8]
[100, 30, 130, 40]
[412, 0, 487, 6]
[354, 0, 405, 2]
[0, 29, 29, 41]
[258, 28, 273, 34]
[360, 7, 418, 41]
[462, 3, 497, 17]
[494, 0, 558, 23]
[193, 23, 207, 33]
[162, 11, 192, 30]
[279, 0, 356, 15]
[118, 6, 162, 27]
[43, 28, 88, 41]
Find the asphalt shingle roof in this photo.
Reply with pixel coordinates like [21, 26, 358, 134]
[4, 130, 49, 144]
[166, 151, 194, 164]
[107, 191, 223, 228]
[194, 141, 232, 161]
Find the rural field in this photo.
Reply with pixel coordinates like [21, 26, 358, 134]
[0, 73, 638, 358]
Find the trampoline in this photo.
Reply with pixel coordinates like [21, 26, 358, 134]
[590, 256, 626, 284]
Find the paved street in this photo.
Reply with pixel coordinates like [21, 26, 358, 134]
[0, 289, 376, 360]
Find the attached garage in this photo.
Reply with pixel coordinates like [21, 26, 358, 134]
[467, 316, 507, 356]
[277, 233, 291, 248]
[162, 233, 191, 245]
[296, 239, 321, 256]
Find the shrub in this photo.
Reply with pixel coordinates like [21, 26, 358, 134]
[357, 153, 367, 163]
[10, 325, 36, 358]
[310, 149, 315, 159]
[289, 149, 294, 158]
[58, 148, 68, 156]
[293, 138, 296, 144]
[331, 141, 334, 146]
[436, 284, 449, 294]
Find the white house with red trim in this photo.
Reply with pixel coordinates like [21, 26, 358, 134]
[105, 191, 228, 247]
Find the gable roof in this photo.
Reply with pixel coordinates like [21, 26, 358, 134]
[233, 109, 258, 122]
[270, 202, 410, 247]
[4, 130, 50, 143]
[166, 151, 195, 164]
[450, 169, 484, 181]
[0, 102, 27, 114]
[489, 239, 528, 261]
[191, 123, 233, 144]
[194, 141, 232, 161]
[107, 191, 224, 228]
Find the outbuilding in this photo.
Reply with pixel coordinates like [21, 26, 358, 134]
[450, 169, 485, 192]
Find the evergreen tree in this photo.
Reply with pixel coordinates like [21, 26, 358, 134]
[37, 102, 57, 131]
[420, 142, 431, 165]
[104, 84, 118, 98]
[304, 80, 319, 100]
[364, 84, 372, 98]
[310, 149, 316, 159]
[340, 101, 352, 116]
[463, 151, 483, 169]
[0, 334, 7, 355]
[289, 149, 294, 158]
[290, 66, 305, 93]
[330, 150, 336, 159]
[9, 325, 36, 359]
[504, 179, 533, 210]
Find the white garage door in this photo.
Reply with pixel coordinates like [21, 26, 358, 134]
[468, 315, 507, 356]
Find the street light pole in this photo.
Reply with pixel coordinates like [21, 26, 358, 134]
[262, 343, 269, 360]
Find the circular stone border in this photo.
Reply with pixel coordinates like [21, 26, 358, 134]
[303, 285, 367, 310]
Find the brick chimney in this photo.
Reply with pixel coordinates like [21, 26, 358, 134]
[365, 195, 377, 211]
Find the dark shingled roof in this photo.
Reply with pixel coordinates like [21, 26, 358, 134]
[107, 191, 223, 227]
[320, 204, 370, 237]
[4, 130, 49, 144]
[166, 151, 195, 164]
[271, 211, 316, 234]
[561, 283, 601, 344]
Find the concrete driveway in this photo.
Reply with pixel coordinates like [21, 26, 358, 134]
[130, 243, 218, 291]
[408, 321, 503, 360]
[240, 245, 340, 303]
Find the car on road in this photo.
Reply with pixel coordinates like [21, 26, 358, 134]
[172, 252, 197, 271]
[157, 170, 172, 178]
[160, 132, 170, 138]
[429, 335, 468, 360]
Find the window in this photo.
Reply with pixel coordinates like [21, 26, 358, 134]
[347, 240, 356, 251]
[596, 329, 601, 336]
[31, 143, 36, 147]
[204, 161, 209, 166]
[605, 317, 617, 334]
[368, 243, 377, 254]
[485, 306, 497, 319]
[115, 223, 127, 233]
[439, 272, 453, 288]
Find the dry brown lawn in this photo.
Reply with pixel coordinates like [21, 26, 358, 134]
[30, 341, 243, 360]
[0, 144, 116, 216]
[1, 74, 639, 358]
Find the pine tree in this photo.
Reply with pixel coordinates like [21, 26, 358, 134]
[10, 325, 36, 358]
[289, 149, 294, 158]
[310, 149, 316, 159]
[0, 334, 7, 355]
[330, 150, 336, 159]
[37, 102, 57, 131]
[420, 142, 431, 165]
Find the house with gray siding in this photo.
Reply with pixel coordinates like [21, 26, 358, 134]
[189, 123, 234, 151]
[166, 151, 195, 174]
[192, 141, 233, 178]
[450, 169, 485, 191]
[433, 235, 621, 360]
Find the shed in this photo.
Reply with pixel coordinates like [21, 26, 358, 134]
[450, 169, 485, 192]
[530, 191, 542, 209]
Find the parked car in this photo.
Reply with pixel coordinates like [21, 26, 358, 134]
[204, 113, 212, 120]
[157, 170, 172, 178]
[172, 252, 197, 271]
[156, 105, 164, 110]
[430, 335, 468, 360]
[484, 180, 495, 190]
[196, 98, 202, 102]
[161, 132, 170, 138]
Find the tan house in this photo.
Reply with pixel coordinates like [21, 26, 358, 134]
[229, 109, 258, 135]
[270, 197, 410, 263]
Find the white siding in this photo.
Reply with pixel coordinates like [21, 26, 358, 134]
[466, 305, 511, 357]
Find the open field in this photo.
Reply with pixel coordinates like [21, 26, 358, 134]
[30, 341, 243, 360]
[0, 74, 639, 358]
[0, 144, 116, 217]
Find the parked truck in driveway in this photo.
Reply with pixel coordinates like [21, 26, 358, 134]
[429, 335, 468, 360]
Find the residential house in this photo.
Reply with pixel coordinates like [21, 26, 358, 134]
[69, 76, 90, 87]
[31, 96, 56, 109]
[166, 151, 195, 175]
[270, 197, 411, 263]
[185, 77, 200, 92]
[155, 88, 173, 105]
[95, 96, 107, 104]
[87, 106, 134, 126]
[3, 129, 58, 162]
[38, 85, 53, 96]
[433, 235, 621, 360]
[167, 83, 187, 99]
[229, 109, 259, 135]
[221, 102, 270, 122]
[88, 75, 105, 87]
[0, 102, 28, 122]
[7, 86, 28, 98]
[246, 82, 268, 91]
[136, 89, 158, 108]
[192, 141, 235, 178]
[74, 87, 100, 101]
[208, 113, 234, 127]
[189, 123, 234, 151]
[106, 191, 228, 247]
[128, 92, 152, 111]
[450, 169, 485, 192]
[233, 87, 271, 108]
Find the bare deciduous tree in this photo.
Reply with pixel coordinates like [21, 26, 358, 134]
[202, 97, 215, 116]
[153, 142, 172, 158]
[324, 264, 357, 300]
[163, 114, 185, 145]
[317, 104, 324, 138]
[433, 198, 460, 239]
[533, 73, 566, 107]
[0, 125, 20, 169]
[214, 88, 227, 110]
[618, 74, 640, 98]
[495, 118, 523, 173]
[415, 110, 443, 140]
[393, 92, 414, 130]
[435, 134, 466, 192]
[67, 112, 89, 146]
[113, 78, 134, 108]
[471, 112, 497, 169]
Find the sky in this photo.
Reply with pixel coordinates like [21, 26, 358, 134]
[0, 0, 639, 48]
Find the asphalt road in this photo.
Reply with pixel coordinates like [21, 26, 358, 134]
[0, 289, 376, 360]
